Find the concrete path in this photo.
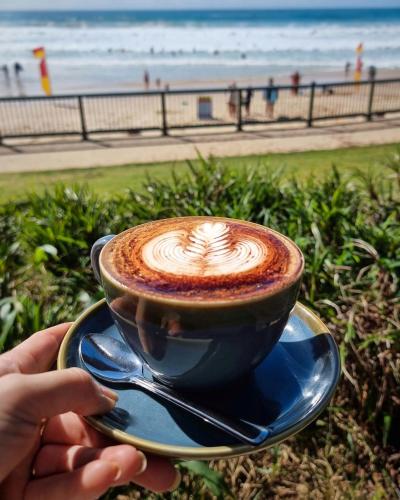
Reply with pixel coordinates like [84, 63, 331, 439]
[0, 119, 399, 174]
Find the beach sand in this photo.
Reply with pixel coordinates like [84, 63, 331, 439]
[1, 73, 400, 139]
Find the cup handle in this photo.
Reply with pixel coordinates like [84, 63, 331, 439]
[90, 235, 115, 284]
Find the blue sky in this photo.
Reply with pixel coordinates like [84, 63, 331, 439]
[0, 0, 399, 9]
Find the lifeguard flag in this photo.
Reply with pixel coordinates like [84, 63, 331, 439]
[32, 46, 52, 96]
[33, 46, 45, 59]
[356, 43, 364, 54]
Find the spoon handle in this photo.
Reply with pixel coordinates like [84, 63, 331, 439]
[131, 376, 269, 446]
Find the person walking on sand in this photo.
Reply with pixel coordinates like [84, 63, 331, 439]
[264, 78, 279, 119]
[354, 56, 363, 89]
[290, 71, 301, 96]
[1, 64, 9, 83]
[227, 82, 239, 119]
[14, 62, 23, 78]
[144, 70, 150, 90]
[354, 57, 363, 81]
[1, 64, 11, 94]
[14, 62, 24, 95]
[243, 87, 253, 117]
[345, 62, 351, 79]
[228, 82, 239, 119]
[368, 65, 377, 81]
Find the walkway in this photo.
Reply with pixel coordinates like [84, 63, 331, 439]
[0, 118, 399, 174]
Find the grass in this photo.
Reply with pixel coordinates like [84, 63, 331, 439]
[0, 152, 399, 498]
[0, 143, 398, 204]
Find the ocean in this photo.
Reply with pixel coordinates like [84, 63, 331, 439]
[0, 9, 399, 95]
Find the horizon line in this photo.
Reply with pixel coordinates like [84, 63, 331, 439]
[0, 6, 399, 11]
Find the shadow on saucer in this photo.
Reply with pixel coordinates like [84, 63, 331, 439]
[160, 334, 334, 447]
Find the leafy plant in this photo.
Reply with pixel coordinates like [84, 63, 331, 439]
[1, 152, 399, 498]
[178, 461, 232, 498]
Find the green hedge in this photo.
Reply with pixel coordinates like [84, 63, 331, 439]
[1, 156, 399, 498]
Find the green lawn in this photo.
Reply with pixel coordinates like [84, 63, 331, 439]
[1, 143, 398, 203]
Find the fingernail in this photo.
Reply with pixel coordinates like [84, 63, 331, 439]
[110, 461, 122, 481]
[168, 470, 181, 492]
[98, 384, 119, 402]
[102, 395, 117, 410]
[136, 451, 147, 475]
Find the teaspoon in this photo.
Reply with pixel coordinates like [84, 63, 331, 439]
[79, 333, 269, 446]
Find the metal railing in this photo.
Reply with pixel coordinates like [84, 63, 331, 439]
[0, 78, 399, 141]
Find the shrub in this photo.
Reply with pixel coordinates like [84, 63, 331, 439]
[0, 155, 399, 498]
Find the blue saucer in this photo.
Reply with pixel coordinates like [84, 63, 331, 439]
[58, 299, 340, 459]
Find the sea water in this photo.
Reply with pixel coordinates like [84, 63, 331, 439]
[0, 8, 399, 95]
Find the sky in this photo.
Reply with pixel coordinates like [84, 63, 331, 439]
[0, 0, 399, 10]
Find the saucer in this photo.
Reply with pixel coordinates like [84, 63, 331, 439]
[57, 299, 340, 460]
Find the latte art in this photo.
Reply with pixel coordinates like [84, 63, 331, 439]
[101, 217, 304, 302]
[142, 222, 266, 277]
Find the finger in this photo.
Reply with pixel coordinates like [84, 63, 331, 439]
[43, 412, 115, 447]
[134, 455, 181, 493]
[34, 444, 180, 493]
[25, 459, 121, 500]
[34, 444, 147, 485]
[41, 414, 180, 492]
[4, 368, 118, 423]
[0, 430, 41, 498]
[0, 323, 72, 376]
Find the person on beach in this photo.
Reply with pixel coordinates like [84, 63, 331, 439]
[290, 71, 301, 96]
[14, 62, 24, 95]
[243, 87, 253, 117]
[227, 82, 239, 119]
[156, 77, 161, 89]
[368, 65, 377, 81]
[144, 70, 150, 90]
[14, 62, 23, 78]
[1, 64, 9, 82]
[1, 64, 11, 94]
[345, 62, 351, 79]
[354, 56, 363, 85]
[0, 323, 180, 499]
[264, 78, 279, 119]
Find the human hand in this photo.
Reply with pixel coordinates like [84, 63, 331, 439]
[0, 323, 180, 499]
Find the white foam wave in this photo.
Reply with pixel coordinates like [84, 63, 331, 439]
[1, 24, 400, 55]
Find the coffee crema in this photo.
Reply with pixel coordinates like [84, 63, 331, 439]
[101, 217, 303, 301]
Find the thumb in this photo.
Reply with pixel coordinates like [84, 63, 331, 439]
[5, 368, 117, 423]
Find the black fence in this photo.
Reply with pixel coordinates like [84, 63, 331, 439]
[0, 78, 399, 141]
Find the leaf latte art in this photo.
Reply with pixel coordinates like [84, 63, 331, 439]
[142, 222, 266, 276]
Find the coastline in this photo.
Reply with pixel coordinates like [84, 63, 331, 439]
[1, 8, 400, 97]
[116, 68, 400, 93]
[8, 67, 400, 97]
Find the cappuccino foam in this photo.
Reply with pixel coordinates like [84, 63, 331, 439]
[101, 217, 303, 302]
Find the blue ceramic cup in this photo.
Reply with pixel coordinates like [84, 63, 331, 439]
[91, 217, 304, 390]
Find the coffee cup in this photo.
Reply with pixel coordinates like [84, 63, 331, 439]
[91, 216, 304, 389]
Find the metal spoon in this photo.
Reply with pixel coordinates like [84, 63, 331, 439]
[79, 333, 269, 446]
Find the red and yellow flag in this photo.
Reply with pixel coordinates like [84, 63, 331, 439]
[32, 46, 52, 96]
[33, 47, 45, 59]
